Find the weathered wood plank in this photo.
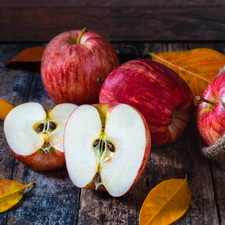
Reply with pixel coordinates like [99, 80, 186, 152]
[2, 0, 225, 7]
[76, 42, 220, 224]
[4, 65, 80, 225]
[110, 7, 225, 41]
[86, 0, 225, 7]
[0, 8, 109, 42]
[0, 43, 38, 225]
[1, 6, 225, 42]
[0, 0, 85, 7]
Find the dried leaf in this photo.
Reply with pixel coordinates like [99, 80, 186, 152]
[0, 179, 34, 213]
[139, 175, 191, 225]
[150, 48, 225, 105]
[4, 46, 45, 67]
[0, 98, 14, 120]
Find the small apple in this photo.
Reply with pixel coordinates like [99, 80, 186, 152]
[4, 102, 77, 171]
[196, 72, 225, 146]
[99, 59, 194, 147]
[64, 103, 151, 197]
[41, 28, 120, 105]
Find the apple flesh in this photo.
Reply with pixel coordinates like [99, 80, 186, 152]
[99, 59, 194, 147]
[196, 72, 225, 146]
[4, 102, 77, 171]
[41, 29, 120, 105]
[64, 103, 151, 197]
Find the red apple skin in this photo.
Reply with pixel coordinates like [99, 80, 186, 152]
[196, 73, 225, 146]
[41, 30, 120, 105]
[99, 59, 194, 147]
[9, 148, 65, 172]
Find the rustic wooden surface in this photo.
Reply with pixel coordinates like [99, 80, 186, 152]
[1, 1, 225, 41]
[0, 41, 225, 225]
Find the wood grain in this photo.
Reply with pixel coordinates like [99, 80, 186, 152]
[0, 0, 85, 7]
[86, 0, 225, 7]
[1, 6, 225, 41]
[0, 8, 109, 42]
[0, 43, 38, 225]
[110, 7, 225, 41]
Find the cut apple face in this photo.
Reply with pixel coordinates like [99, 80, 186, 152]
[4, 102, 77, 171]
[64, 103, 151, 197]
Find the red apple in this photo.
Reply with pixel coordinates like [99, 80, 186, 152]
[99, 59, 194, 147]
[64, 103, 151, 197]
[4, 102, 77, 171]
[196, 72, 225, 147]
[41, 28, 120, 105]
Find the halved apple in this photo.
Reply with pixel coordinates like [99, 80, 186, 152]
[4, 102, 77, 171]
[64, 103, 151, 197]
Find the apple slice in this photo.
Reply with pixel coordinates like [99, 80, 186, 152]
[64, 103, 151, 197]
[4, 102, 77, 171]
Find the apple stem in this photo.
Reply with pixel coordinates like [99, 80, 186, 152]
[196, 96, 215, 106]
[96, 77, 105, 83]
[77, 28, 88, 44]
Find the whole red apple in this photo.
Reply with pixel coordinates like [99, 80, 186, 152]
[41, 29, 120, 105]
[196, 72, 225, 147]
[99, 59, 194, 147]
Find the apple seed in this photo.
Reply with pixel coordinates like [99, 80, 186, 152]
[107, 142, 115, 152]
[37, 123, 44, 132]
[93, 139, 100, 147]
[49, 122, 56, 130]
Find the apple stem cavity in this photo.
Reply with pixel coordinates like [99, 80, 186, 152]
[41, 142, 52, 154]
[77, 28, 88, 45]
[196, 96, 215, 106]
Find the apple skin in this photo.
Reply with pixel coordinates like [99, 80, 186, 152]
[41, 30, 120, 105]
[196, 72, 225, 146]
[64, 103, 151, 196]
[11, 147, 65, 172]
[99, 59, 194, 147]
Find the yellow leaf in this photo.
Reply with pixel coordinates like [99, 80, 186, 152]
[4, 46, 45, 67]
[139, 175, 191, 225]
[0, 98, 14, 120]
[150, 48, 225, 105]
[0, 179, 34, 213]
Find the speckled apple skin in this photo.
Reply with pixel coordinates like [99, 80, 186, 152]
[99, 59, 194, 147]
[41, 30, 120, 105]
[196, 72, 225, 146]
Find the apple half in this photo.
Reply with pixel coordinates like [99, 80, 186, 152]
[4, 102, 77, 171]
[64, 103, 151, 197]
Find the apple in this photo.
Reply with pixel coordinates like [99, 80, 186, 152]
[41, 28, 120, 105]
[4, 102, 77, 171]
[64, 103, 151, 197]
[99, 59, 194, 147]
[196, 72, 225, 147]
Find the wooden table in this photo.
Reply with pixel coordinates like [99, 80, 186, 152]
[0, 41, 224, 225]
